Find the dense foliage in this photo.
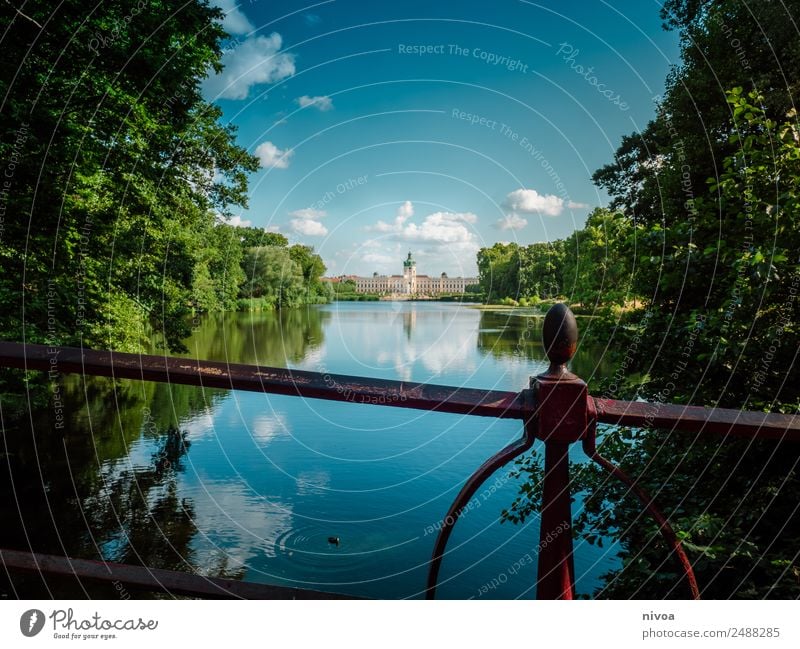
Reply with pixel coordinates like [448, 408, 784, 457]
[0, 1, 327, 354]
[496, 0, 800, 598]
[477, 207, 632, 308]
[241, 244, 332, 310]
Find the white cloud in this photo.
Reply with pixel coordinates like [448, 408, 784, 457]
[567, 200, 590, 209]
[362, 252, 395, 264]
[203, 33, 295, 100]
[288, 206, 326, 236]
[368, 201, 415, 233]
[289, 207, 326, 219]
[367, 203, 478, 251]
[396, 200, 414, 222]
[291, 219, 328, 236]
[399, 211, 478, 244]
[210, 0, 254, 35]
[361, 204, 480, 271]
[255, 141, 293, 169]
[265, 224, 281, 233]
[369, 222, 395, 234]
[494, 213, 527, 231]
[219, 214, 252, 228]
[505, 188, 565, 217]
[296, 95, 334, 111]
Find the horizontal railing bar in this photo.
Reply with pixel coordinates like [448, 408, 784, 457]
[0, 342, 526, 419]
[0, 548, 360, 600]
[2, 342, 798, 440]
[593, 398, 800, 442]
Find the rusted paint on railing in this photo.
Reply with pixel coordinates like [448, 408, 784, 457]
[1, 341, 797, 441]
[0, 549, 359, 600]
[0, 342, 525, 420]
[592, 398, 800, 441]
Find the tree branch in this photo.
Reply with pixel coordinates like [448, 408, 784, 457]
[3, 0, 42, 29]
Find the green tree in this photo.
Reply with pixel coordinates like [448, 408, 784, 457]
[242, 246, 305, 307]
[505, 1, 800, 600]
[590, 0, 800, 408]
[561, 208, 633, 307]
[191, 222, 246, 313]
[332, 279, 357, 294]
[696, 89, 800, 408]
[518, 241, 565, 299]
[236, 226, 289, 249]
[595, 0, 800, 312]
[0, 0, 258, 352]
[477, 242, 520, 302]
[288, 244, 327, 299]
[477, 240, 569, 303]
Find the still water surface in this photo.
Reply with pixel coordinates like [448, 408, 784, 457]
[3, 302, 620, 598]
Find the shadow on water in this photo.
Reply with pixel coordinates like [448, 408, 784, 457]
[475, 309, 614, 381]
[0, 306, 328, 597]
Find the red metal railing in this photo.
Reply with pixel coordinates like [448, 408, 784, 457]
[0, 304, 797, 599]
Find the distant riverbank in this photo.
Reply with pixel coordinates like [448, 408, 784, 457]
[333, 294, 480, 303]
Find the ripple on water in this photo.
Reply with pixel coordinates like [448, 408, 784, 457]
[264, 522, 418, 588]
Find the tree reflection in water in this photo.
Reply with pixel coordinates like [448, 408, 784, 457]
[0, 306, 328, 597]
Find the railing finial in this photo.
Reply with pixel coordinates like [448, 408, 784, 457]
[540, 302, 578, 378]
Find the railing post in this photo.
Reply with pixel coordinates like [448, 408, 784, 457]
[534, 303, 587, 599]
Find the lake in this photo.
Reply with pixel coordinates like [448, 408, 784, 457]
[0, 301, 620, 599]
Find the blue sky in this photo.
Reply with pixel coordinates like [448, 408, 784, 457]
[204, 0, 680, 276]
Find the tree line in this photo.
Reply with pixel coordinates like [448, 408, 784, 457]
[477, 206, 632, 309]
[478, 1, 800, 413]
[494, 0, 800, 599]
[0, 1, 328, 355]
[238, 228, 332, 312]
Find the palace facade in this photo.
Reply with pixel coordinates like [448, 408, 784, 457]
[329, 252, 479, 295]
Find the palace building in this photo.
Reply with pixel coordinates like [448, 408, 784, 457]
[330, 251, 479, 296]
